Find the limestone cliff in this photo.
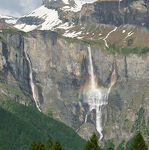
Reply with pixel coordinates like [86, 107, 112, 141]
[24, 31, 149, 145]
[0, 25, 148, 147]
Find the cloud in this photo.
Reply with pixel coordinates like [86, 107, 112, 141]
[0, 8, 21, 17]
[19, 0, 41, 14]
[0, 0, 41, 17]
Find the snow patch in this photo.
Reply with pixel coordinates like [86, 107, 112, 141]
[57, 22, 74, 30]
[5, 19, 17, 24]
[0, 14, 18, 25]
[124, 31, 134, 40]
[62, 0, 98, 12]
[0, 15, 12, 19]
[63, 31, 82, 38]
[62, 0, 69, 4]
[122, 30, 126, 33]
[14, 6, 62, 32]
[14, 24, 37, 32]
[27, 6, 62, 31]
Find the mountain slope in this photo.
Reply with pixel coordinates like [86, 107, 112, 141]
[0, 99, 85, 150]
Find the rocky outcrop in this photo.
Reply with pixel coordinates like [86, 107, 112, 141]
[41, 0, 149, 29]
[89, 0, 149, 28]
[15, 0, 149, 32]
[0, 30, 33, 105]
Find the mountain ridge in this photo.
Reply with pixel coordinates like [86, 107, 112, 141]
[1, 0, 148, 51]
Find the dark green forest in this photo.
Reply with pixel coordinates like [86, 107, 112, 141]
[0, 100, 85, 150]
[26, 132, 148, 150]
[0, 100, 148, 150]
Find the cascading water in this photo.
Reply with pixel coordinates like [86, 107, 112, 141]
[86, 46, 115, 140]
[24, 50, 41, 112]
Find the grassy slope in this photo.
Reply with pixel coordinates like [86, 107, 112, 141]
[0, 100, 85, 150]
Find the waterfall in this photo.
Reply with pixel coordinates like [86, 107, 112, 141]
[88, 46, 96, 89]
[24, 50, 41, 112]
[86, 46, 114, 140]
[96, 106, 103, 140]
[84, 114, 88, 123]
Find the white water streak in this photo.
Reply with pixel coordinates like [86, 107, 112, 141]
[88, 46, 96, 89]
[87, 46, 104, 140]
[96, 107, 103, 140]
[87, 46, 114, 140]
[76, 114, 88, 133]
[124, 31, 134, 40]
[85, 114, 88, 123]
[103, 27, 117, 48]
[24, 50, 41, 112]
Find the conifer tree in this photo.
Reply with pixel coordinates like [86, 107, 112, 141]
[36, 141, 46, 150]
[28, 141, 38, 150]
[131, 133, 148, 150]
[83, 133, 103, 150]
[47, 137, 54, 150]
[54, 140, 63, 150]
[28, 141, 46, 150]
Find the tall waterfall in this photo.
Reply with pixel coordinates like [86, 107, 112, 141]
[24, 50, 41, 112]
[88, 46, 96, 89]
[86, 46, 115, 140]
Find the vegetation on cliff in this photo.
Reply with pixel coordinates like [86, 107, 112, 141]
[0, 99, 85, 150]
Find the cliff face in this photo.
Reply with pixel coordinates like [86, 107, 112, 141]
[80, 0, 149, 28]
[15, 30, 149, 145]
[41, 0, 149, 29]
[0, 30, 34, 105]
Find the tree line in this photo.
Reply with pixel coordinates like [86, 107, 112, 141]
[0, 132, 148, 150]
[26, 132, 148, 150]
[83, 132, 148, 150]
[27, 138, 63, 150]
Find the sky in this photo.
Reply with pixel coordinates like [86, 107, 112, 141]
[0, 0, 42, 17]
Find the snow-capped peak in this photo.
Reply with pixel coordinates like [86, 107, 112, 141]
[0, 15, 17, 25]
[3, 0, 99, 33]
[14, 6, 62, 32]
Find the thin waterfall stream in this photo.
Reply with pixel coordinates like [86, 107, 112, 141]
[24, 49, 41, 112]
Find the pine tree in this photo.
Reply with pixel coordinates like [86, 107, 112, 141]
[36, 141, 46, 150]
[54, 140, 63, 150]
[131, 133, 148, 150]
[47, 137, 54, 150]
[28, 141, 46, 150]
[28, 141, 38, 150]
[83, 133, 103, 150]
